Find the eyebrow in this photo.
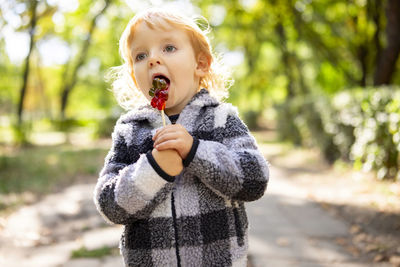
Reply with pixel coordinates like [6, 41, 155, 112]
[131, 45, 144, 53]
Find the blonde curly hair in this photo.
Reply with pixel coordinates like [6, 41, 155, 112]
[107, 7, 232, 110]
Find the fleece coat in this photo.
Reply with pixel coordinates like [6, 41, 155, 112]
[93, 89, 270, 267]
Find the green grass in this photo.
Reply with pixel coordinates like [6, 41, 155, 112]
[71, 246, 118, 259]
[0, 144, 108, 196]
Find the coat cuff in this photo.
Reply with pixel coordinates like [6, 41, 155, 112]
[183, 137, 199, 167]
[146, 151, 175, 182]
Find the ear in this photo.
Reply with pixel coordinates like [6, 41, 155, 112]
[195, 52, 210, 77]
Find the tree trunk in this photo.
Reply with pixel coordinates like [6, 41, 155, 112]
[358, 44, 368, 87]
[374, 0, 400, 85]
[292, 8, 309, 95]
[60, 0, 112, 119]
[371, 0, 382, 70]
[276, 22, 296, 98]
[17, 0, 37, 125]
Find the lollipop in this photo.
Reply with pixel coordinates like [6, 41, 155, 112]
[149, 77, 169, 126]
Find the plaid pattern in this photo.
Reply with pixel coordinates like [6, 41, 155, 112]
[94, 89, 269, 267]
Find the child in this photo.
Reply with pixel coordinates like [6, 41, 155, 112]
[94, 7, 269, 267]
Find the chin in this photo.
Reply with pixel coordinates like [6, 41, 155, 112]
[165, 100, 174, 109]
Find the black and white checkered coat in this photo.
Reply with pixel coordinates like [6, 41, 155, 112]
[94, 89, 269, 267]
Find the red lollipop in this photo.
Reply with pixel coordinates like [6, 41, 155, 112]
[149, 77, 169, 126]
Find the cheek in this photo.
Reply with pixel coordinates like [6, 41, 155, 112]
[133, 69, 148, 90]
[133, 72, 149, 98]
[164, 88, 175, 106]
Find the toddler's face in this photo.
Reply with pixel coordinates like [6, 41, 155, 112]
[130, 21, 204, 115]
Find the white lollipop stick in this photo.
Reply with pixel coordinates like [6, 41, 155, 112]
[161, 109, 166, 127]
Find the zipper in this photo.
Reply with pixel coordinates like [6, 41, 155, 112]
[232, 200, 245, 247]
[171, 191, 181, 267]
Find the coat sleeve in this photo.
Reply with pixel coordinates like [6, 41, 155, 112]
[185, 107, 269, 202]
[93, 119, 174, 225]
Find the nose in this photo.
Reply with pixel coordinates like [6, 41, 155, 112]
[148, 54, 161, 67]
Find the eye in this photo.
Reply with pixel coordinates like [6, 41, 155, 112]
[135, 53, 147, 62]
[164, 45, 176, 53]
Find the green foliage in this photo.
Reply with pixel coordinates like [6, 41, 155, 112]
[53, 118, 87, 132]
[275, 101, 302, 146]
[242, 110, 262, 131]
[94, 115, 118, 138]
[12, 122, 32, 146]
[71, 246, 117, 259]
[277, 86, 400, 180]
[276, 94, 340, 162]
[2, 0, 399, 121]
[332, 87, 400, 180]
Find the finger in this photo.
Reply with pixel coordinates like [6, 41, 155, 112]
[153, 125, 178, 140]
[155, 140, 180, 151]
[153, 132, 178, 147]
[154, 128, 181, 142]
[153, 126, 184, 142]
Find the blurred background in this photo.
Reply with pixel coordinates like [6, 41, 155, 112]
[1, 0, 400, 266]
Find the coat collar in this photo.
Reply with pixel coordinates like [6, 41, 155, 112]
[119, 88, 219, 130]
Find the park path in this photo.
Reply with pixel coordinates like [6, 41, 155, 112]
[0, 139, 392, 267]
[247, 164, 386, 267]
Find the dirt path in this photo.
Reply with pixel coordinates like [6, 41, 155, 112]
[252, 134, 399, 266]
[0, 183, 123, 267]
[247, 163, 391, 266]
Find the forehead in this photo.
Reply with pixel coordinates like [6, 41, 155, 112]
[131, 21, 191, 47]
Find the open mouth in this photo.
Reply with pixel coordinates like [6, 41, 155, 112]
[149, 75, 170, 110]
[153, 75, 170, 89]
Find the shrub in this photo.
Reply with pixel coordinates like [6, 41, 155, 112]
[276, 86, 400, 180]
[94, 116, 118, 138]
[276, 94, 340, 163]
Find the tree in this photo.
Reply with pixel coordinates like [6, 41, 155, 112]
[374, 0, 400, 85]
[60, 0, 112, 119]
[17, 0, 37, 126]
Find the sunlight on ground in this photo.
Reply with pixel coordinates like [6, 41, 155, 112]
[29, 131, 98, 147]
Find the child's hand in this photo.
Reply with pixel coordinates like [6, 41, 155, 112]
[151, 148, 183, 176]
[152, 124, 193, 160]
